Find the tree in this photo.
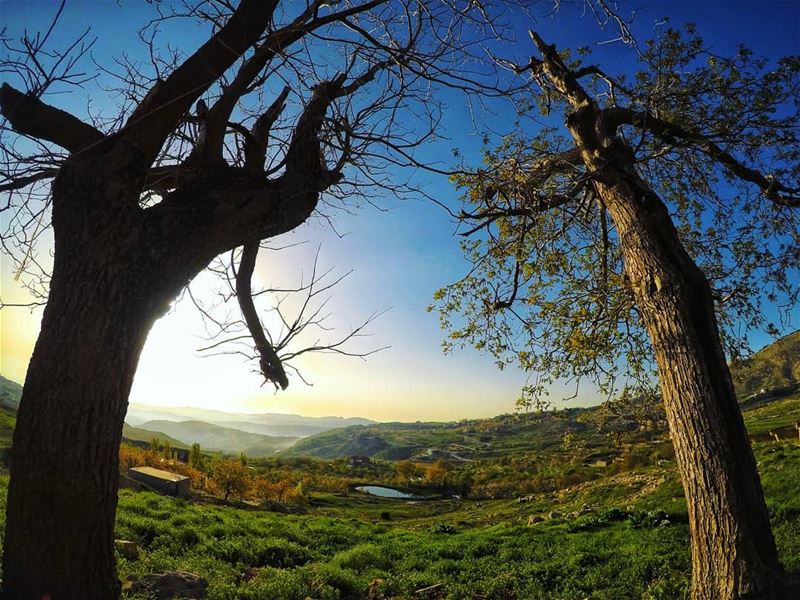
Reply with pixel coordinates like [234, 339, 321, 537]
[0, 1, 476, 597]
[424, 458, 451, 488]
[189, 443, 203, 471]
[252, 476, 277, 505]
[211, 458, 252, 503]
[162, 440, 173, 461]
[394, 459, 420, 482]
[434, 28, 799, 599]
[118, 445, 145, 473]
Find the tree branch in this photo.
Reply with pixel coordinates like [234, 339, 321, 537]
[0, 83, 104, 152]
[281, 64, 390, 187]
[0, 168, 59, 193]
[605, 107, 800, 208]
[199, 0, 388, 162]
[236, 241, 289, 390]
[245, 86, 290, 174]
[121, 0, 278, 170]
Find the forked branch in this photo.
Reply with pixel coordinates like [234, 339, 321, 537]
[201, 245, 387, 390]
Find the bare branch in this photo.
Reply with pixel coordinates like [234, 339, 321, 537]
[236, 241, 289, 390]
[0, 168, 59, 193]
[121, 0, 279, 169]
[0, 83, 104, 151]
[245, 86, 290, 174]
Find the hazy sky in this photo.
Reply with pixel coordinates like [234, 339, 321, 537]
[1, 1, 798, 421]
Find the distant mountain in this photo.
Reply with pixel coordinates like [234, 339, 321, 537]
[126, 403, 373, 438]
[137, 419, 298, 456]
[121, 423, 189, 449]
[0, 375, 22, 411]
[731, 330, 800, 400]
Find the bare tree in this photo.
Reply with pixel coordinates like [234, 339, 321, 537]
[0, 1, 498, 597]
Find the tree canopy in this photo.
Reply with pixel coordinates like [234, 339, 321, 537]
[433, 25, 800, 406]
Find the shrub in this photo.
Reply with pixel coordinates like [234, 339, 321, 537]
[333, 543, 391, 572]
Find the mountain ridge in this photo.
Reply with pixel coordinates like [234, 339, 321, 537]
[126, 403, 374, 437]
[137, 419, 298, 456]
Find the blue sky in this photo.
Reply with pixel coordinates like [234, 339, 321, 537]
[1, 1, 798, 421]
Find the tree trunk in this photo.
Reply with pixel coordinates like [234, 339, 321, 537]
[584, 137, 782, 599]
[1, 163, 187, 599]
[3, 288, 151, 598]
[522, 32, 784, 598]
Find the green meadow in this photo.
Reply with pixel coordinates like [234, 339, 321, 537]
[2, 435, 797, 599]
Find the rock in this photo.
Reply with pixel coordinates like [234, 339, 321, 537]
[115, 539, 139, 561]
[567, 511, 580, 519]
[527, 515, 544, 526]
[547, 511, 562, 520]
[127, 571, 208, 599]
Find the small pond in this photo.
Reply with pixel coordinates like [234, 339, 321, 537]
[355, 485, 421, 500]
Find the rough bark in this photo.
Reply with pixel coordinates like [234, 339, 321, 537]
[3, 275, 155, 599]
[524, 31, 784, 599]
[588, 144, 782, 600]
[1, 78, 333, 598]
[567, 88, 781, 600]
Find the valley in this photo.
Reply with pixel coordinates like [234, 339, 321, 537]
[0, 333, 798, 597]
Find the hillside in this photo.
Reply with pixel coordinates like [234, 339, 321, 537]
[0, 377, 21, 447]
[286, 409, 599, 461]
[121, 423, 189, 449]
[0, 375, 22, 410]
[731, 330, 800, 399]
[138, 419, 298, 456]
[290, 333, 800, 461]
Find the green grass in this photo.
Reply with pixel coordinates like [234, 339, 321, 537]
[107, 488, 695, 600]
[1, 438, 795, 600]
[742, 394, 800, 435]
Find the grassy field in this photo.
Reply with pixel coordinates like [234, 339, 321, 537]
[742, 394, 800, 436]
[0, 437, 795, 599]
[114, 440, 800, 598]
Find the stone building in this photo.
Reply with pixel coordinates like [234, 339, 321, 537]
[128, 466, 190, 498]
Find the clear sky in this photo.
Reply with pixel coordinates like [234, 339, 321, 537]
[1, 1, 798, 421]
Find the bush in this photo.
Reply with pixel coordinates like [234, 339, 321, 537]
[430, 523, 457, 534]
[178, 527, 201, 548]
[252, 538, 311, 568]
[627, 510, 671, 529]
[333, 543, 391, 572]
